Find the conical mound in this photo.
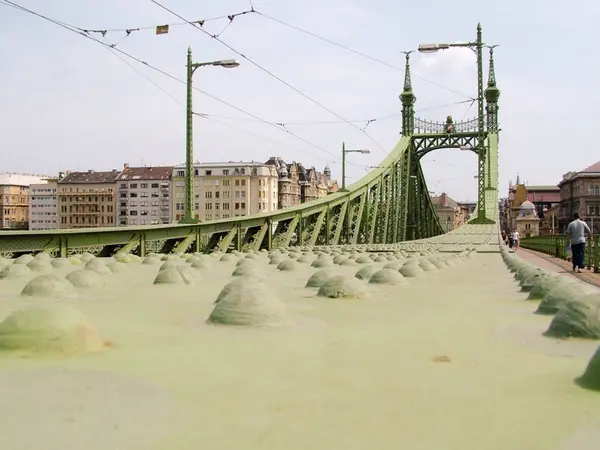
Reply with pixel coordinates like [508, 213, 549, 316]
[577, 344, 600, 391]
[0, 304, 109, 356]
[208, 278, 292, 327]
[544, 294, 600, 339]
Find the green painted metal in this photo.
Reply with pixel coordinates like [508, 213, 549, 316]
[181, 47, 197, 224]
[0, 24, 501, 257]
[520, 234, 599, 273]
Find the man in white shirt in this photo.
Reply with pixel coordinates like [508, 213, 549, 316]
[566, 213, 593, 273]
[512, 230, 520, 250]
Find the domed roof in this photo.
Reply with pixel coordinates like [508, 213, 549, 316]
[518, 200, 538, 219]
[520, 200, 535, 210]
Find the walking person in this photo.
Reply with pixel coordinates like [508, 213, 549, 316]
[512, 229, 520, 251]
[566, 213, 593, 273]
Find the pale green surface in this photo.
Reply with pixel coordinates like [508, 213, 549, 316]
[0, 231, 598, 449]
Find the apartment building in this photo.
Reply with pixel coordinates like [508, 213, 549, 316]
[264, 157, 338, 208]
[29, 181, 59, 230]
[116, 165, 173, 226]
[0, 173, 49, 229]
[57, 170, 121, 229]
[430, 192, 470, 232]
[558, 160, 600, 233]
[171, 162, 279, 222]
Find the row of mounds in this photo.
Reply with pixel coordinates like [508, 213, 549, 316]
[500, 244, 600, 391]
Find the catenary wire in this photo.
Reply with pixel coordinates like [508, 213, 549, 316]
[148, 0, 388, 154]
[0, 0, 369, 169]
[199, 99, 475, 126]
[256, 12, 475, 100]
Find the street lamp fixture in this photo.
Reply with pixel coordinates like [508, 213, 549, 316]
[341, 142, 370, 191]
[181, 49, 240, 224]
[418, 42, 476, 54]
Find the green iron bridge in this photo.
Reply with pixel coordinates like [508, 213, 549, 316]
[0, 25, 500, 258]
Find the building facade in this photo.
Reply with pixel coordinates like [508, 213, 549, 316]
[171, 162, 279, 222]
[57, 170, 121, 229]
[430, 193, 470, 232]
[29, 181, 59, 230]
[505, 177, 560, 232]
[515, 200, 540, 238]
[0, 173, 49, 229]
[116, 165, 172, 226]
[265, 157, 338, 209]
[558, 161, 600, 233]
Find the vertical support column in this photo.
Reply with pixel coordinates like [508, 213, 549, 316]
[235, 223, 242, 251]
[473, 23, 488, 223]
[297, 213, 303, 246]
[59, 236, 68, 258]
[182, 47, 196, 224]
[195, 226, 201, 253]
[266, 218, 273, 250]
[139, 232, 146, 257]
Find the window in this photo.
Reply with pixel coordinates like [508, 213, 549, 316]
[205, 191, 212, 199]
[235, 180, 240, 187]
[223, 180, 230, 187]
[205, 203, 213, 210]
[177, 170, 185, 177]
[235, 202, 239, 210]
[215, 191, 220, 199]
[151, 183, 159, 188]
[141, 192, 149, 197]
[130, 183, 138, 189]
[223, 170, 229, 176]
[141, 183, 148, 188]
[223, 203, 230, 210]
[241, 180, 246, 186]
[241, 202, 246, 209]
[205, 170, 212, 176]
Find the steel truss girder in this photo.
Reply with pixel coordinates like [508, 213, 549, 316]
[0, 136, 447, 256]
[413, 133, 482, 159]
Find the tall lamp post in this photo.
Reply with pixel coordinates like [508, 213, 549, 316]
[341, 142, 370, 191]
[418, 24, 492, 223]
[181, 47, 240, 224]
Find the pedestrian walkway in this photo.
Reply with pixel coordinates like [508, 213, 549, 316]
[517, 248, 600, 288]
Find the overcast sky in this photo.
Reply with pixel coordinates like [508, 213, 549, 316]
[1, 0, 598, 202]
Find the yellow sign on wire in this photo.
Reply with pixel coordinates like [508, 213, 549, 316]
[155, 25, 169, 35]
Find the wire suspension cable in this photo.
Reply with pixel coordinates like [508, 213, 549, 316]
[148, 0, 388, 154]
[256, 12, 475, 100]
[0, 0, 368, 168]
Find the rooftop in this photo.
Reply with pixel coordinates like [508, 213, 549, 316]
[0, 173, 51, 186]
[59, 170, 122, 184]
[174, 161, 271, 169]
[117, 166, 173, 181]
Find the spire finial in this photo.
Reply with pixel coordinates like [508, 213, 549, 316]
[402, 51, 413, 91]
[487, 46, 497, 87]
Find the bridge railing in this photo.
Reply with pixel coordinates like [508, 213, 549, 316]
[519, 234, 600, 272]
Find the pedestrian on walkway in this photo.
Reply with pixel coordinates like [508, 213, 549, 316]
[512, 229, 520, 250]
[566, 213, 593, 273]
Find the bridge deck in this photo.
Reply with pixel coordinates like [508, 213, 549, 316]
[0, 225, 598, 448]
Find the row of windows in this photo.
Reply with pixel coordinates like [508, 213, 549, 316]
[60, 205, 114, 213]
[2, 208, 25, 216]
[122, 210, 165, 217]
[31, 196, 56, 200]
[60, 188, 114, 193]
[60, 216, 114, 224]
[1, 196, 27, 204]
[60, 196, 111, 202]
[119, 183, 165, 189]
[31, 188, 56, 194]
[30, 219, 57, 224]
[119, 201, 166, 207]
[31, 212, 57, 216]
[121, 219, 163, 225]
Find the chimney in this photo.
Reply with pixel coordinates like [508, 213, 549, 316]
[124, 163, 129, 169]
[87, 169, 94, 174]
[58, 171, 65, 179]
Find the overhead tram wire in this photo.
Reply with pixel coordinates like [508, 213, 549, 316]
[256, 12, 475, 101]
[148, 0, 389, 155]
[0, 1, 371, 170]
[199, 98, 475, 126]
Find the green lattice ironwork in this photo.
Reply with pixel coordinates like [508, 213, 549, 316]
[0, 25, 500, 257]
